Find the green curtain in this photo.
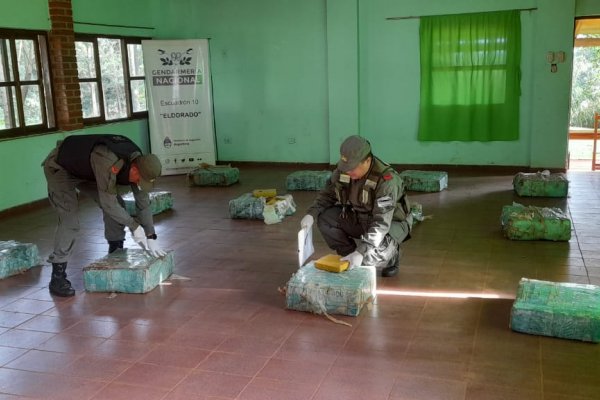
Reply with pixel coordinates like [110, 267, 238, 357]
[418, 11, 521, 141]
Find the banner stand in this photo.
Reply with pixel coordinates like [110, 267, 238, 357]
[142, 39, 216, 175]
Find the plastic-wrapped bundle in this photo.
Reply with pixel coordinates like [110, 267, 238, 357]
[187, 164, 240, 186]
[229, 193, 296, 223]
[399, 170, 448, 192]
[83, 249, 174, 293]
[510, 278, 600, 343]
[286, 170, 332, 191]
[286, 262, 375, 317]
[501, 203, 571, 241]
[0, 240, 40, 279]
[513, 171, 568, 197]
[123, 191, 173, 216]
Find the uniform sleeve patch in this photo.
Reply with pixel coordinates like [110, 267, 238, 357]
[111, 165, 120, 174]
[383, 174, 393, 181]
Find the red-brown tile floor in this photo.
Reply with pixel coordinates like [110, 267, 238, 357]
[1, 166, 599, 399]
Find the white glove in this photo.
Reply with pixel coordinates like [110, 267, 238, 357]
[341, 251, 363, 270]
[131, 226, 147, 250]
[301, 214, 314, 229]
[146, 239, 167, 258]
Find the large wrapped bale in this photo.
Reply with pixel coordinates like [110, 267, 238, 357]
[83, 249, 174, 293]
[286, 262, 375, 317]
[286, 170, 332, 191]
[513, 171, 568, 197]
[187, 164, 239, 186]
[510, 278, 600, 343]
[123, 191, 173, 216]
[501, 203, 571, 241]
[0, 240, 40, 279]
[229, 193, 296, 223]
[399, 170, 448, 192]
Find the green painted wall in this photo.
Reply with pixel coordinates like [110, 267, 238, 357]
[359, 0, 539, 166]
[0, 0, 597, 211]
[0, 0, 49, 30]
[154, 0, 330, 163]
[576, 0, 600, 16]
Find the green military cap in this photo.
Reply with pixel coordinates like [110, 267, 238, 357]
[338, 135, 371, 172]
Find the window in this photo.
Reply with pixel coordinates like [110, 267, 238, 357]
[0, 30, 54, 139]
[418, 11, 521, 141]
[75, 34, 147, 123]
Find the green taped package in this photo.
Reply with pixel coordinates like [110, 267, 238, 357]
[229, 193, 296, 221]
[501, 203, 571, 241]
[286, 170, 332, 191]
[510, 278, 600, 343]
[286, 262, 375, 317]
[187, 164, 240, 186]
[513, 171, 569, 197]
[123, 191, 173, 216]
[399, 170, 448, 192]
[83, 249, 174, 293]
[0, 240, 40, 279]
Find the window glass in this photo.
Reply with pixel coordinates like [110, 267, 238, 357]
[21, 85, 42, 125]
[99, 38, 126, 120]
[16, 39, 38, 81]
[0, 30, 51, 137]
[75, 41, 96, 79]
[130, 79, 146, 112]
[0, 39, 14, 82]
[127, 43, 144, 77]
[79, 81, 101, 118]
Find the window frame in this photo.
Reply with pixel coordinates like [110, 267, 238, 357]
[74, 33, 148, 126]
[0, 29, 55, 140]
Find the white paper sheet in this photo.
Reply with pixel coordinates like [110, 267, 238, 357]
[297, 225, 314, 267]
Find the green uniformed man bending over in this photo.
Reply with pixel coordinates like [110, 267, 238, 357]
[301, 135, 412, 277]
[42, 134, 166, 297]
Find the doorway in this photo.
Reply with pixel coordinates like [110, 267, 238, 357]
[568, 17, 600, 171]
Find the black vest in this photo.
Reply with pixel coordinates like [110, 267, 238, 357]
[56, 134, 142, 184]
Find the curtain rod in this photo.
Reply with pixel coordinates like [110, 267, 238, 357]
[73, 21, 154, 30]
[386, 7, 537, 21]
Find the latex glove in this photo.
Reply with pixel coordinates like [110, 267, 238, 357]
[301, 214, 314, 229]
[131, 226, 148, 250]
[341, 251, 363, 270]
[146, 239, 167, 258]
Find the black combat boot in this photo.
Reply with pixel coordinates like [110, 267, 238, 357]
[381, 247, 400, 278]
[49, 263, 75, 297]
[108, 240, 124, 253]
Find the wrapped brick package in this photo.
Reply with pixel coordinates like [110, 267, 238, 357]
[501, 203, 571, 241]
[286, 262, 375, 317]
[83, 249, 174, 293]
[123, 191, 173, 216]
[187, 164, 240, 186]
[510, 278, 600, 343]
[0, 240, 40, 279]
[286, 170, 332, 191]
[229, 193, 296, 223]
[399, 170, 448, 192]
[513, 171, 568, 198]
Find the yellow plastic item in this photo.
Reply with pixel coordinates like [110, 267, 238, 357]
[314, 254, 349, 273]
[253, 189, 277, 198]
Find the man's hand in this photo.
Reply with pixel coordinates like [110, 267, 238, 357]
[131, 226, 147, 250]
[341, 251, 363, 270]
[301, 214, 314, 229]
[147, 239, 167, 258]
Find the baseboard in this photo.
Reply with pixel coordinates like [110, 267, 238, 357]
[218, 161, 566, 174]
[0, 198, 49, 219]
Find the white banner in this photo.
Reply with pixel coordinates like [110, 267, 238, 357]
[142, 39, 216, 175]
